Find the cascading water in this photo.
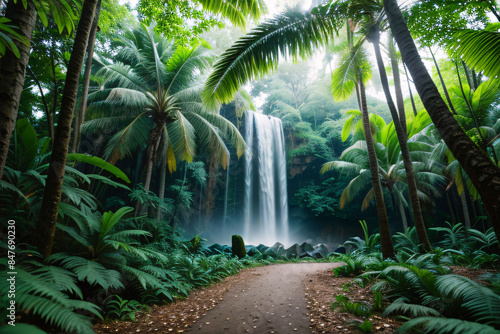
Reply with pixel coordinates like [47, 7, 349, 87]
[243, 110, 289, 246]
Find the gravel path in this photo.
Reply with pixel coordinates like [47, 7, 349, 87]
[186, 263, 338, 334]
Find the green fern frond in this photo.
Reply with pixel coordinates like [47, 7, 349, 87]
[383, 297, 441, 318]
[49, 254, 124, 292]
[399, 317, 500, 334]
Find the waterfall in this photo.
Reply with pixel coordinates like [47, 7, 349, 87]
[243, 110, 289, 246]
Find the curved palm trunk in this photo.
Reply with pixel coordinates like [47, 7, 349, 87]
[359, 72, 394, 259]
[0, 1, 37, 180]
[71, 0, 102, 153]
[384, 0, 500, 243]
[371, 29, 431, 252]
[35, 0, 98, 258]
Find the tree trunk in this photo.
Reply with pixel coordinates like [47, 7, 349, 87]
[371, 29, 431, 252]
[384, 0, 500, 243]
[397, 194, 409, 232]
[461, 191, 471, 228]
[403, 63, 418, 116]
[204, 155, 219, 219]
[71, 0, 102, 153]
[359, 72, 394, 259]
[0, 1, 37, 180]
[429, 48, 457, 115]
[156, 156, 167, 220]
[388, 34, 406, 134]
[35, 0, 98, 258]
[135, 121, 163, 216]
[445, 191, 458, 225]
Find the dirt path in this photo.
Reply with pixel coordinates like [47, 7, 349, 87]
[186, 263, 338, 334]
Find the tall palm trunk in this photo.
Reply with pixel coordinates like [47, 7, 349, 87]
[35, 0, 98, 258]
[384, 0, 500, 243]
[157, 156, 167, 220]
[388, 34, 406, 134]
[359, 72, 394, 259]
[0, 1, 37, 180]
[403, 63, 418, 116]
[370, 28, 431, 252]
[71, 0, 102, 153]
[135, 121, 164, 216]
[429, 48, 457, 115]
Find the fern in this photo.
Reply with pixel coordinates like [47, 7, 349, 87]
[48, 254, 124, 292]
[0, 260, 101, 334]
[435, 275, 500, 326]
[399, 317, 500, 334]
[383, 297, 441, 318]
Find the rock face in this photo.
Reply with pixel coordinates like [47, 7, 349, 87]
[231, 235, 246, 259]
[208, 242, 330, 259]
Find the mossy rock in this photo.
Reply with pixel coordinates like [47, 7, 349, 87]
[231, 235, 246, 258]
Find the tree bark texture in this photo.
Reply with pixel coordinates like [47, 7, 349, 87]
[35, 0, 98, 257]
[371, 29, 431, 252]
[388, 35, 406, 134]
[71, 0, 102, 153]
[384, 0, 500, 243]
[0, 1, 37, 180]
[135, 121, 164, 216]
[359, 72, 394, 259]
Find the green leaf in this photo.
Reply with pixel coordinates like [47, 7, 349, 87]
[0, 323, 48, 334]
[66, 153, 131, 183]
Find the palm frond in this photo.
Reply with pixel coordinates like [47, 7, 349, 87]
[320, 160, 362, 175]
[198, 0, 268, 28]
[104, 113, 151, 164]
[449, 26, 500, 78]
[182, 111, 230, 167]
[340, 170, 371, 209]
[331, 41, 371, 102]
[166, 45, 213, 95]
[167, 112, 197, 163]
[202, 7, 339, 108]
[97, 62, 149, 92]
[186, 109, 247, 158]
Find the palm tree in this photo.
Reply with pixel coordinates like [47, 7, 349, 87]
[35, 0, 99, 258]
[202, 5, 397, 257]
[384, 0, 500, 243]
[0, 0, 77, 181]
[325, 0, 432, 250]
[323, 110, 445, 231]
[84, 22, 246, 216]
[71, 0, 268, 154]
[33, 0, 267, 258]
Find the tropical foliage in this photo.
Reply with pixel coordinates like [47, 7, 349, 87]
[1, 0, 500, 332]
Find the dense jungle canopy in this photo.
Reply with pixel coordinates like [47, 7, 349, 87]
[0, 0, 500, 333]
